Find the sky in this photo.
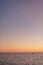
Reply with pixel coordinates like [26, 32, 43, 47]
[0, 0, 43, 52]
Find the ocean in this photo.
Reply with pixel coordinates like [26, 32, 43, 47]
[0, 53, 43, 65]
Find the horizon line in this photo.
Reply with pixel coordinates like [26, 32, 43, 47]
[0, 52, 43, 54]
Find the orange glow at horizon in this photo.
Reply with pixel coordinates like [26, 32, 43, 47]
[0, 45, 43, 52]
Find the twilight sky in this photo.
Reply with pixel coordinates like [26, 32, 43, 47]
[0, 0, 43, 52]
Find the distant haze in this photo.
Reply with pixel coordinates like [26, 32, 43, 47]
[0, 0, 43, 52]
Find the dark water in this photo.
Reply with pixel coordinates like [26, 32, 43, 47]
[0, 53, 43, 65]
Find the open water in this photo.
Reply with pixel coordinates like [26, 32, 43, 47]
[0, 53, 43, 65]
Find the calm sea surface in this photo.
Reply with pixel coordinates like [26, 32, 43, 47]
[0, 53, 43, 65]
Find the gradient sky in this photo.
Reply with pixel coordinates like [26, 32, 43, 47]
[0, 0, 43, 52]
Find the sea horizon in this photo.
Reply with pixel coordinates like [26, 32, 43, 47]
[0, 52, 43, 54]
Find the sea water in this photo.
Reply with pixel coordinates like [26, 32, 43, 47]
[0, 53, 43, 65]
